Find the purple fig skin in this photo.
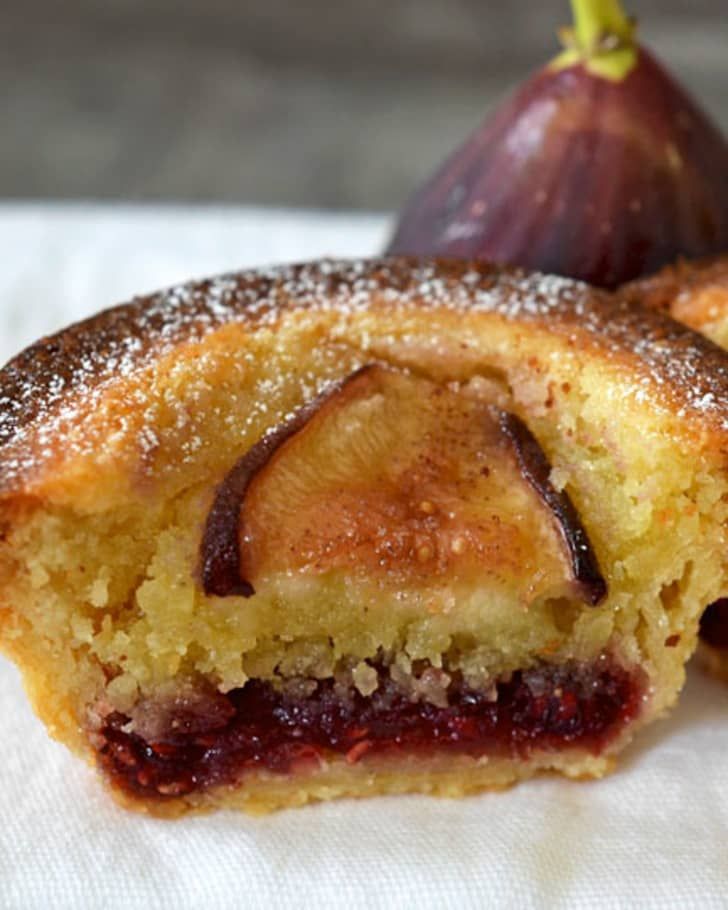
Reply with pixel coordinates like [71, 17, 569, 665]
[387, 49, 728, 289]
[199, 367, 374, 599]
[200, 417, 298, 599]
[500, 412, 607, 606]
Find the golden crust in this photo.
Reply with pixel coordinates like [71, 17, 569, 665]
[621, 255, 728, 336]
[5, 257, 728, 501]
[624, 243, 728, 353]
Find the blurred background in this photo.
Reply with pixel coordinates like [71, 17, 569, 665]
[3, 0, 726, 211]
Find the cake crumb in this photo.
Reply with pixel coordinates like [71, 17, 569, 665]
[352, 661, 379, 697]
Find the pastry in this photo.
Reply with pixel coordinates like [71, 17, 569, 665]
[2, 257, 728, 815]
[621, 255, 728, 682]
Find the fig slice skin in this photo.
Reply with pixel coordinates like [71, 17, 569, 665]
[200, 366, 375, 598]
[202, 364, 606, 608]
[386, 0, 728, 289]
[499, 412, 607, 606]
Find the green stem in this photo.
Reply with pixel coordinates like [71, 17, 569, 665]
[570, 0, 633, 51]
[552, 0, 638, 81]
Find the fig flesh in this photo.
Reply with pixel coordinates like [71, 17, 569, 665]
[200, 365, 606, 606]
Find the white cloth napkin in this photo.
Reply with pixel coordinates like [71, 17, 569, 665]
[1, 204, 727, 910]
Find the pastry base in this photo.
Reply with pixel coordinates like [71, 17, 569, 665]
[105, 747, 615, 817]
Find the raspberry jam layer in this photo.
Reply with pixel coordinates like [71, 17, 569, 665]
[96, 659, 643, 800]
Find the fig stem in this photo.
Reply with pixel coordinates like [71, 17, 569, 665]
[552, 0, 637, 81]
[570, 0, 633, 53]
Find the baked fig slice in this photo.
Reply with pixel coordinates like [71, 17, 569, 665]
[200, 370, 361, 599]
[202, 364, 606, 605]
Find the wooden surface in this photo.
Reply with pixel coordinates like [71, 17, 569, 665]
[2, 0, 726, 208]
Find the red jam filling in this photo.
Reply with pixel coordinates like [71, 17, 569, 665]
[700, 599, 728, 650]
[96, 659, 643, 800]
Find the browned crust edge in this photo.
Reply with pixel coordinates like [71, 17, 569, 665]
[4, 257, 728, 493]
[620, 254, 728, 314]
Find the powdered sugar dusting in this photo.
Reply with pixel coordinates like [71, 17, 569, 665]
[2, 257, 728, 490]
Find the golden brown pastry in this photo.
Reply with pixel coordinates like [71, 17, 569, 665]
[622, 255, 728, 682]
[2, 257, 728, 816]
[622, 256, 728, 345]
